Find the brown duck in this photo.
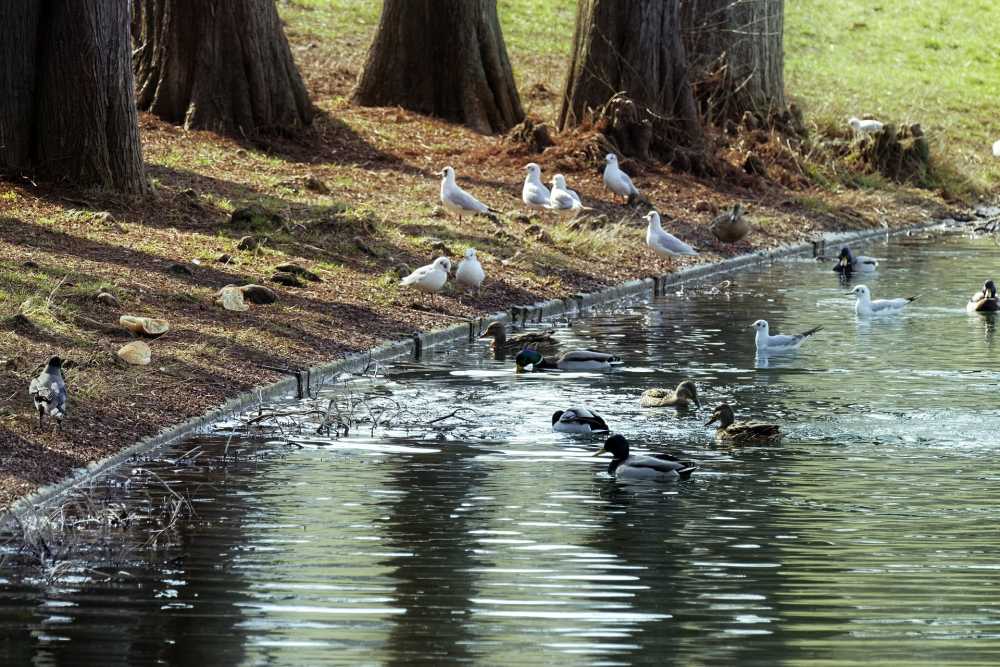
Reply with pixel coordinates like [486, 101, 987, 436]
[640, 380, 700, 409]
[479, 321, 557, 351]
[710, 204, 750, 243]
[967, 280, 1000, 313]
[705, 403, 781, 446]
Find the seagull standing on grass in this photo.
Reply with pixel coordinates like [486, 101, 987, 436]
[751, 319, 823, 353]
[849, 284, 917, 317]
[29, 356, 67, 431]
[603, 154, 640, 204]
[645, 211, 698, 258]
[440, 166, 497, 221]
[455, 248, 486, 292]
[848, 117, 884, 135]
[547, 175, 589, 216]
[400, 257, 451, 293]
[522, 163, 551, 210]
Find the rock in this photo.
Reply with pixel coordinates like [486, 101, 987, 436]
[230, 206, 282, 232]
[271, 272, 305, 288]
[694, 200, 717, 214]
[22, 259, 39, 269]
[274, 263, 321, 282]
[240, 284, 278, 305]
[117, 341, 152, 366]
[168, 262, 194, 276]
[215, 253, 234, 264]
[94, 211, 114, 224]
[426, 238, 452, 255]
[215, 285, 249, 311]
[303, 174, 330, 194]
[95, 292, 120, 308]
[237, 235, 260, 251]
[120, 315, 169, 338]
[525, 224, 551, 243]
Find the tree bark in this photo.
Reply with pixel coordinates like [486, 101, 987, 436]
[0, 1, 147, 193]
[559, 0, 704, 166]
[682, 0, 786, 124]
[132, 0, 313, 136]
[353, 0, 524, 135]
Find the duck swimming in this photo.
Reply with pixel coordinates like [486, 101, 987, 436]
[967, 280, 1000, 313]
[515, 348, 622, 372]
[593, 435, 697, 482]
[552, 408, 609, 433]
[639, 380, 700, 409]
[705, 403, 781, 446]
[833, 246, 878, 276]
[479, 322, 557, 351]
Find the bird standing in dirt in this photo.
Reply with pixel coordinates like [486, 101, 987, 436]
[645, 211, 698, 258]
[440, 166, 498, 221]
[603, 154, 640, 205]
[400, 257, 451, 293]
[522, 163, 551, 211]
[710, 204, 750, 243]
[29, 356, 67, 431]
[455, 248, 486, 293]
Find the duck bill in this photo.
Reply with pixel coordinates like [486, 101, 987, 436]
[592, 447, 607, 457]
[705, 416, 719, 426]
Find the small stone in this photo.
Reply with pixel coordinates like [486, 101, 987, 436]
[274, 263, 321, 282]
[235, 149, 248, 158]
[120, 315, 169, 338]
[236, 235, 259, 251]
[215, 285, 250, 311]
[240, 284, 278, 305]
[22, 259, 39, 269]
[271, 272, 305, 288]
[168, 262, 194, 276]
[694, 200, 717, 214]
[303, 174, 330, 194]
[215, 253, 234, 264]
[95, 292, 120, 308]
[117, 341, 151, 366]
[427, 238, 452, 255]
[94, 211, 114, 224]
[230, 206, 282, 231]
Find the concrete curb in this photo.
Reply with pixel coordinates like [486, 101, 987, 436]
[1, 218, 957, 523]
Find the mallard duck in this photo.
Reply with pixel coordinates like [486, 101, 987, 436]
[710, 204, 750, 243]
[849, 284, 917, 317]
[479, 322, 556, 351]
[752, 319, 822, 353]
[640, 380, 700, 409]
[833, 246, 877, 276]
[705, 403, 781, 446]
[593, 435, 697, 481]
[967, 280, 1000, 312]
[552, 407, 609, 433]
[515, 348, 622, 372]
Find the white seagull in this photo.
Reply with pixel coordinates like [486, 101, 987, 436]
[848, 116, 884, 135]
[400, 257, 451, 293]
[849, 284, 917, 317]
[522, 163, 551, 210]
[645, 211, 697, 257]
[455, 248, 486, 292]
[547, 174, 588, 215]
[440, 166, 496, 221]
[551, 407, 610, 434]
[603, 154, 640, 204]
[752, 319, 823, 353]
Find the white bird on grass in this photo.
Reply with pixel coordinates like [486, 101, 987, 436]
[29, 356, 67, 430]
[522, 163, 551, 210]
[645, 211, 698, 258]
[603, 154, 640, 204]
[400, 257, 451, 293]
[849, 284, 917, 317]
[547, 174, 589, 216]
[848, 116, 884, 135]
[440, 166, 497, 221]
[751, 319, 823, 353]
[455, 248, 485, 292]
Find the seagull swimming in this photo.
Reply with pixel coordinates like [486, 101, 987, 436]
[849, 284, 917, 317]
[603, 154, 640, 204]
[848, 117, 884, 135]
[440, 166, 496, 221]
[552, 407, 609, 433]
[752, 319, 822, 353]
[645, 211, 698, 257]
[547, 174, 588, 215]
[522, 163, 551, 210]
[455, 248, 485, 292]
[29, 356, 67, 430]
[833, 246, 878, 275]
[400, 257, 451, 293]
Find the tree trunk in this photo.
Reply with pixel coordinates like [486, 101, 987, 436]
[0, 1, 147, 193]
[559, 0, 704, 167]
[682, 0, 786, 124]
[132, 0, 313, 136]
[353, 0, 524, 135]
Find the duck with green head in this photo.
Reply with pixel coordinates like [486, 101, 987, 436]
[515, 348, 622, 372]
[705, 403, 781, 446]
[593, 435, 697, 481]
[640, 380, 700, 409]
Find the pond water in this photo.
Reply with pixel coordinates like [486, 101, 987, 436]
[5, 228, 1000, 666]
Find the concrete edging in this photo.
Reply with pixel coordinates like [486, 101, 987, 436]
[1, 218, 955, 522]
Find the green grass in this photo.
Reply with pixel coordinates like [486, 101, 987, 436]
[786, 0, 1000, 192]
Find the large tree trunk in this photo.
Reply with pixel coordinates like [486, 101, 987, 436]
[353, 0, 524, 135]
[0, 1, 147, 193]
[132, 0, 313, 136]
[682, 0, 786, 124]
[559, 0, 704, 168]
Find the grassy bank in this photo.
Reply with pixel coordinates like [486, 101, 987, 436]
[0, 0, 981, 510]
